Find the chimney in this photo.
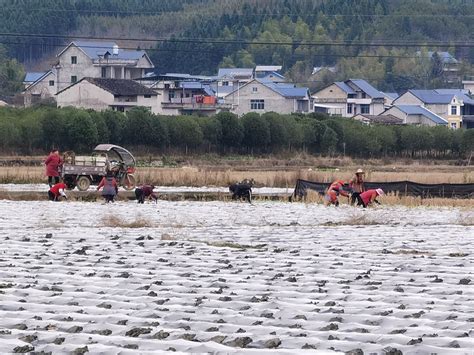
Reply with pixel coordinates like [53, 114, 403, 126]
[113, 44, 119, 55]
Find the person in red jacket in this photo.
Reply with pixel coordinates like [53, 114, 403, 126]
[135, 185, 158, 203]
[48, 182, 68, 201]
[357, 188, 384, 208]
[44, 149, 63, 187]
[324, 180, 350, 206]
[97, 171, 119, 203]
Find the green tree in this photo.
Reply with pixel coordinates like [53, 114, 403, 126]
[65, 109, 98, 152]
[321, 126, 338, 155]
[216, 111, 243, 150]
[241, 112, 270, 152]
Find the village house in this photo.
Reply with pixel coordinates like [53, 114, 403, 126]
[353, 113, 404, 125]
[23, 70, 56, 106]
[383, 105, 447, 126]
[56, 77, 159, 113]
[312, 79, 386, 117]
[393, 89, 474, 129]
[23, 40, 154, 106]
[223, 79, 312, 116]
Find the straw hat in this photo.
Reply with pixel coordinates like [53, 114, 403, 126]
[356, 168, 364, 174]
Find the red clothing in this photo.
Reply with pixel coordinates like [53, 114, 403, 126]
[49, 183, 67, 197]
[139, 185, 157, 200]
[45, 153, 63, 177]
[97, 176, 118, 190]
[360, 189, 378, 206]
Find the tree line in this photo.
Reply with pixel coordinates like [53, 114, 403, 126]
[2, 0, 474, 95]
[0, 106, 473, 159]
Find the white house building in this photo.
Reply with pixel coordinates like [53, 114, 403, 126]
[393, 89, 474, 129]
[312, 79, 386, 117]
[24, 40, 154, 106]
[224, 79, 312, 116]
[56, 77, 159, 113]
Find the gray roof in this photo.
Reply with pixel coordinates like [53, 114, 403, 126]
[427, 51, 458, 64]
[217, 68, 254, 79]
[64, 78, 157, 96]
[357, 114, 404, 125]
[409, 89, 474, 105]
[395, 105, 447, 125]
[334, 81, 356, 94]
[63, 41, 148, 61]
[349, 79, 384, 99]
[382, 92, 399, 100]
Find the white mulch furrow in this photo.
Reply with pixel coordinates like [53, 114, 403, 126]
[0, 200, 472, 354]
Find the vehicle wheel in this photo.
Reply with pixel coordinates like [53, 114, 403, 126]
[76, 176, 91, 191]
[122, 174, 136, 190]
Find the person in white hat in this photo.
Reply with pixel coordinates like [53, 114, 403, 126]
[357, 188, 384, 208]
[349, 168, 366, 205]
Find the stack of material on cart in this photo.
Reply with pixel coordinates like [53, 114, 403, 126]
[74, 156, 107, 166]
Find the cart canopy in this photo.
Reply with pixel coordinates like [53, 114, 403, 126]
[93, 144, 136, 167]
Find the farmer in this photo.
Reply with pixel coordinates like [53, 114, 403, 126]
[97, 171, 118, 203]
[44, 149, 63, 187]
[48, 181, 68, 201]
[350, 168, 366, 205]
[324, 180, 350, 206]
[135, 184, 158, 204]
[357, 188, 384, 208]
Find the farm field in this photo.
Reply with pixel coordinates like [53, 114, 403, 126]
[0, 200, 472, 354]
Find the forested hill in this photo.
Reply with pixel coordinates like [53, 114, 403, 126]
[2, 0, 474, 92]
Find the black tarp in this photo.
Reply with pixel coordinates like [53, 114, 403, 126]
[292, 179, 474, 199]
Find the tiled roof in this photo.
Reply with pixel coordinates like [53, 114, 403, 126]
[357, 114, 404, 125]
[67, 41, 147, 61]
[409, 89, 474, 105]
[349, 79, 384, 99]
[334, 81, 356, 94]
[395, 105, 447, 125]
[85, 78, 157, 96]
[262, 80, 309, 98]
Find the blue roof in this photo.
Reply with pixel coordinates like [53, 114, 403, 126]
[382, 92, 399, 100]
[180, 81, 215, 96]
[335, 81, 355, 94]
[261, 80, 309, 98]
[409, 89, 474, 105]
[69, 41, 147, 61]
[349, 79, 384, 99]
[24, 72, 47, 83]
[396, 105, 447, 125]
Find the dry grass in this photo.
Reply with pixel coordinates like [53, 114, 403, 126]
[101, 214, 154, 228]
[458, 212, 474, 226]
[1, 164, 473, 186]
[322, 213, 380, 226]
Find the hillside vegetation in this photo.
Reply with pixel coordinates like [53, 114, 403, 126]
[1, 0, 474, 93]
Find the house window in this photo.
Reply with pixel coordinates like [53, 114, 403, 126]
[451, 105, 458, 115]
[360, 104, 370, 114]
[71, 56, 77, 64]
[101, 67, 107, 78]
[49, 80, 54, 86]
[222, 81, 229, 86]
[347, 103, 353, 114]
[361, 92, 367, 99]
[348, 93, 356, 98]
[144, 94, 151, 98]
[164, 83, 170, 89]
[451, 122, 457, 129]
[71, 76, 77, 83]
[252, 87, 258, 93]
[250, 99, 264, 110]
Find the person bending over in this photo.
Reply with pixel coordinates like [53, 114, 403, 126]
[357, 188, 384, 208]
[324, 180, 350, 206]
[135, 185, 158, 204]
[48, 181, 68, 201]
